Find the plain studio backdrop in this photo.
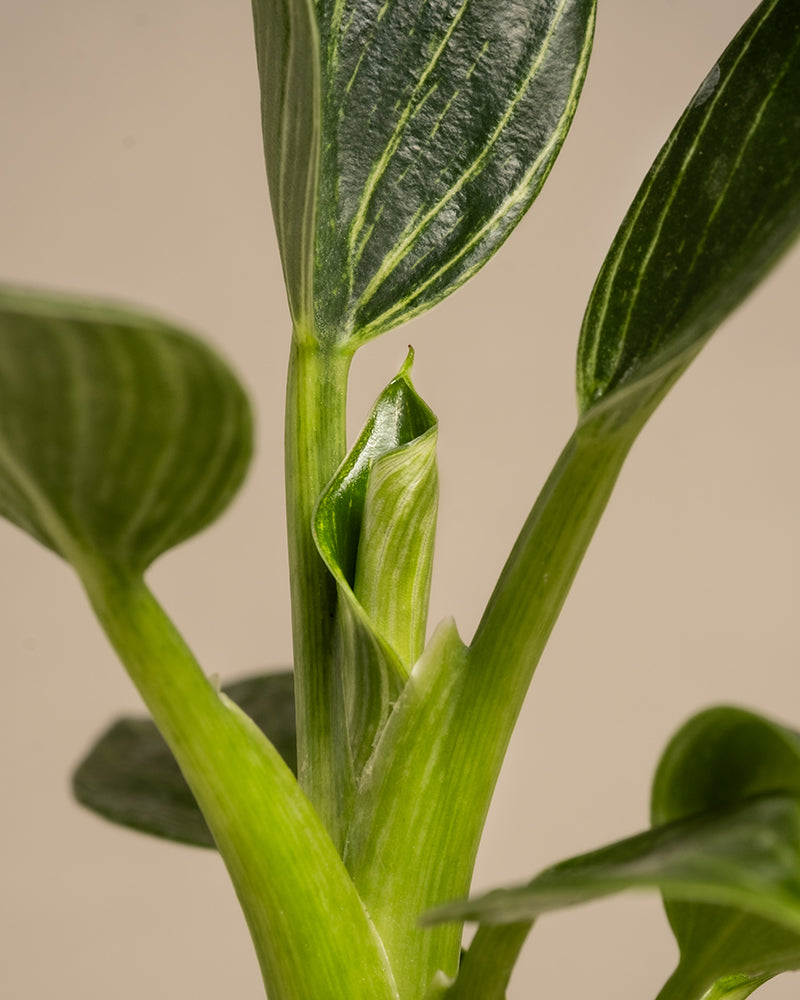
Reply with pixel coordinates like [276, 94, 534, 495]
[1, 1, 797, 997]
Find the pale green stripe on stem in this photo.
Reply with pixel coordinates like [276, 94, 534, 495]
[284, 334, 354, 844]
[81, 562, 398, 1000]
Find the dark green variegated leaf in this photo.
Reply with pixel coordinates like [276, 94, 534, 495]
[577, 0, 800, 422]
[317, 0, 596, 344]
[0, 291, 401, 999]
[455, 14, 800, 982]
[73, 672, 297, 848]
[313, 352, 438, 779]
[0, 287, 252, 574]
[426, 796, 800, 1000]
[252, 0, 596, 346]
[251, 0, 319, 333]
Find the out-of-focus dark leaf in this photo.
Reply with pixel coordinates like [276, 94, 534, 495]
[73, 671, 296, 848]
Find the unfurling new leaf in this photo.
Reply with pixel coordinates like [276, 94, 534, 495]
[314, 353, 438, 783]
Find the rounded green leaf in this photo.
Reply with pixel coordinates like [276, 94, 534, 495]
[0, 287, 252, 574]
[73, 671, 297, 848]
[651, 707, 800, 998]
[653, 707, 800, 824]
[577, 0, 800, 422]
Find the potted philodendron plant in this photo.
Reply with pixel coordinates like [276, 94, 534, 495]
[2, 0, 799, 998]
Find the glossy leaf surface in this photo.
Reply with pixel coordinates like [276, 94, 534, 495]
[454, 19, 800, 986]
[317, 0, 595, 344]
[73, 671, 297, 848]
[413, 4, 800, 993]
[252, 0, 596, 346]
[0, 288, 252, 574]
[314, 354, 438, 785]
[577, 0, 800, 421]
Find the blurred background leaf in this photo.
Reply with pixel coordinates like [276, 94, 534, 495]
[73, 671, 296, 848]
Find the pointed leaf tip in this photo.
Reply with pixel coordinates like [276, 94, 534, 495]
[577, 0, 800, 422]
[399, 346, 415, 378]
[318, 0, 597, 345]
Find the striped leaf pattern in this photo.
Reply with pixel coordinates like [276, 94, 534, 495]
[252, 0, 320, 334]
[415, 12, 800, 994]
[313, 354, 438, 777]
[250, 0, 596, 346]
[0, 288, 252, 574]
[314, 0, 596, 345]
[577, 0, 800, 419]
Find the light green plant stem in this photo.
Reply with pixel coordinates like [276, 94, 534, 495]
[655, 967, 772, 1000]
[469, 417, 633, 690]
[346, 417, 642, 998]
[445, 922, 533, 999]
[284, 333, 353, 838]
[80, 561, 398, 1000]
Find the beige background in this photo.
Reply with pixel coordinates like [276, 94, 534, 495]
[1, 1, 798, 997]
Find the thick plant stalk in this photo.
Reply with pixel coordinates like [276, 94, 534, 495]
[284, 334, 353, 840]
[82, 561, 398, 1000]
[344, 420, 636, 999]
